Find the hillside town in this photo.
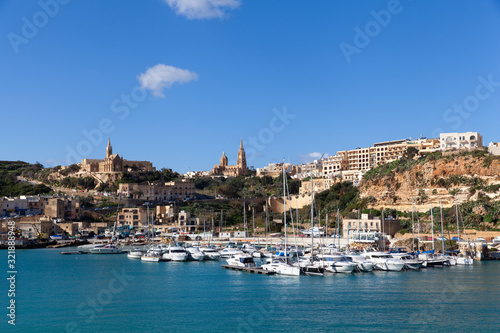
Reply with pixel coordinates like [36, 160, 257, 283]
[2, 130, 500, 252]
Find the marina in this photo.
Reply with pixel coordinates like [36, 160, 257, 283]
[10, 247, 500, 332]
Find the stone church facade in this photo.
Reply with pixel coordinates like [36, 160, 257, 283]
[211, 140, 247, 177]
[81, 139, 155, 173]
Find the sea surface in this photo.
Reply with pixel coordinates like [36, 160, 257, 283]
[2, 248, 500, 333]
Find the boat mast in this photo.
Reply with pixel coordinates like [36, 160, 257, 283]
[337, 208, 340, 249]
[455, 194, 459, 241]
[417, 214, 420, 254]
[310, 177, 314, 261]
[283, 159, 287, 259]
[265, 200, 268, 246]
[381, 209, 385, 251]
[440, 199, 445, 255]
[252, 205, 257, 243]
[244, 201, 247, 238]
[411, 196, 415, 254]
[325, 214, 328, 243]
[431, 204, 435, 253]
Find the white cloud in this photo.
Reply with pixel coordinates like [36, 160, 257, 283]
[137, 64, 198, 97]
[165, 0, 241, 19]
[298, 152, 328, 164]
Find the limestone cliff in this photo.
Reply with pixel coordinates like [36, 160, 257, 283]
[359, 153, 500, 212]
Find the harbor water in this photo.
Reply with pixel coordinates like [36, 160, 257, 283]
[3, 248, 500, 332]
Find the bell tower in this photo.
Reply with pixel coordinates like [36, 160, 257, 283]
[106, 138, 112, 159]
[237, 139, 247, 172]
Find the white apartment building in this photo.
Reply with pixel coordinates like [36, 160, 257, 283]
[439, 132, 483, 151]
[489, 142, 500, 156]
[323, 139, 408, 177]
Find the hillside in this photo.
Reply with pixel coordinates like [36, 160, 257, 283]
[360, 150, 500, 212]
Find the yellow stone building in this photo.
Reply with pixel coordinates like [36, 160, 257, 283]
[81, 139, 154, 173]
[211, 140, 247, 177]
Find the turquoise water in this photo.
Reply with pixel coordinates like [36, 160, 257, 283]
[2, 248, 500, 332]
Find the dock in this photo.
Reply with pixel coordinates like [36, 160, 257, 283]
[221, 265, 275, 275]
[60, 251, 89, 255]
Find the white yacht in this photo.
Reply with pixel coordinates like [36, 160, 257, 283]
[200, 246, 221, 260]
[314, 254, 354, 273]
[163, 245, 189, 262]
[78, 240, 108, 250]
[456, 253, 474, 265]
[361, 252, 405, 271]
[219, 248, 245, 259]
[226, 253, 257, 268]
[141, 251, 161, 262]
[418, 252, 448, 267]
[186, 247, 206, 261]
[127, 248, 145, 259]
[89, 244, 123, 254]
[390, 253, 423, 270]
[262, 257, 301, 276]
[343, 254, 375, 272]
[292, 256, 324, 276]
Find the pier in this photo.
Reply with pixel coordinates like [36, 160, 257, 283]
[221, 265, 275, 275]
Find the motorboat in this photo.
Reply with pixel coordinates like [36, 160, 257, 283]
[314, 254, 354, 273]
[361, 252, 405, 271]
[418, 252, 448, 267]
[241, 243, 262, 258]
[343, 254, 375, 272]
[78, 240, 108, 249]
[226, 253, 257, 268]
[200, 246, 221, 260]
[127, 248, 145, 259]
[262, 257, 300, 276]
[293, 257, 324, 276]
[219, 247, 245, 259]
[438, 254, 457, 266]
[163, 245, 189, 262]
[89, 244, 123, 254]
[186, 247, 206, 261]
[390, 253, 423, 270]
[456, 253, 474, 265]
[141, 251, 161, 262]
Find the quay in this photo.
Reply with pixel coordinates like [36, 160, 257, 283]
[60, 251, 89, 255]
[221, 265, 275, 275]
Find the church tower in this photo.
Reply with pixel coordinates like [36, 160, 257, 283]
[106, 138, 112, 159]
[237, 139, 247, 172]
[220, 151, 228, 167]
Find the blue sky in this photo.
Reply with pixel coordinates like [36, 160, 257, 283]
[1, 0, 500, 173]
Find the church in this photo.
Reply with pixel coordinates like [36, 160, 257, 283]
[211, 140, 247, 177]
[80, 139, 155, 173]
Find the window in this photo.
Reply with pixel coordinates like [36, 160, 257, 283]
[133, 215, 138, 220]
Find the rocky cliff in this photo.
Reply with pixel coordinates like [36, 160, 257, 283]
[359, 153, 500, 212]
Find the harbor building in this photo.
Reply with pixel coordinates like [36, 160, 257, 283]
[178, 210, 203, 233]
[117, 179, 196, 201]
[211, 140, 247, 177]
[343, 214, 402, 238]
[117, 208, 148, 227]
[81, 138, 155, 173]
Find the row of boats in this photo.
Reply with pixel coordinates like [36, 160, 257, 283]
[127, 244, 221, 262]
[225, 246, 474, 276]
[78, 237, 473, 276]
